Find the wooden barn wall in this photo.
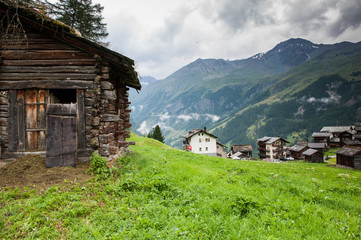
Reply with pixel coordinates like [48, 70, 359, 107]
[0, 29, 97, 90]
[0, 27, 133, 159]
[0, 91, 9, 155]
[354, 155, 361, 169]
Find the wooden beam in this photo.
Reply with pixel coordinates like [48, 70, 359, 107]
[0, 80, 94, 90]
[7, 90, 17, 152]
[2, 59, 96, 66]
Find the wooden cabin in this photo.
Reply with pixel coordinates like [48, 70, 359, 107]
[289, 144, 308, 160]
[230, 144, 253, 159]
[336, 146, 361, 169]
[302, 149, 323, 163]
[311, 132, 332, 146]
[0, 2, 141, 166]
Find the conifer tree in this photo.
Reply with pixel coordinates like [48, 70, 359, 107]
[152, 125, 165, 143]
[46, 0, 108, 45]
[147, 125, 165, 143]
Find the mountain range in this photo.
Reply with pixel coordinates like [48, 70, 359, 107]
[129, 38, 361, 152]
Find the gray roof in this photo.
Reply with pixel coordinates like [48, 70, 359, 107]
[232, 145, 253, 152]
[289, 144, 307, 152]
[257, 136, 289, 144]
[344, 140, 361, 146]
[308, 143, 326, 149]
[320, 126, 353, 133]
[303, 149, 319, 156]
[182, 129, 218, 139]
[312, 132, 332, 137]
[336, 146, 361, 157]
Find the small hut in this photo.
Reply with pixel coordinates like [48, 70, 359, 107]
[0, 1, 141, 166]
[336, 146, 361, 169]
[302, 149, 323, 163]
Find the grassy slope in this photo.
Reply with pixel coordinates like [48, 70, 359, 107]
[1, 134, 361, 239]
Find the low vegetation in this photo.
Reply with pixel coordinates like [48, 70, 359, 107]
[1, 134, 360, 239]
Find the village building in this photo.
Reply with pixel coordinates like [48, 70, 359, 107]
[308, 143, 327, 154]
[216, 142, 227, 158]
[289, 144, 308, 160]
[320, 126, 355, 147]
[302, 149, 323, 162]
[182, 127, 221, 157]
[311, 132, 332, 146]
[229, 144, 253, 159]
[354, 126, 361, 141]
[257, 136, 289, 161]
[0, 2, 141, 166]
[335, 146, 361, 169]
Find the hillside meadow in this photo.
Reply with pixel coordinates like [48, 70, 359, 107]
[1, 133, 361, 239]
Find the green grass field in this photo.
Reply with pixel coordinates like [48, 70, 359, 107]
[1, 134, 360, 239]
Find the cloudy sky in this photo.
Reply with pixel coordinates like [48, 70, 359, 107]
[93, 0, 361, 79]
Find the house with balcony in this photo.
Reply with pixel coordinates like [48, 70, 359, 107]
[257, 137, 289, 161]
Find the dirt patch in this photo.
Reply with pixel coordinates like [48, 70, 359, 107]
[0, 154, 93, 190]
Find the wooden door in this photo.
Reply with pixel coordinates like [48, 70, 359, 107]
[46, 104, 77, 167]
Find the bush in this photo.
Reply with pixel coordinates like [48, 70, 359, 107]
[89, 151, 115, 180]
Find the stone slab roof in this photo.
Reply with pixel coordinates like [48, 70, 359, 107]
[302, 149, 319, 156]
[336, 146, 361, 157]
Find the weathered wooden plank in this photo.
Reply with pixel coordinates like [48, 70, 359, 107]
[0, 66, 97, 73]
[26, 131, 38, 150]
[1, 50, 92, 60]
[0, 80, 94, 89]
[1, 43, 77, 50]
[39, 131, 46, 150]
[47, 104, 77, 116]
[17, 90, 25, 151]
[77, 90, 86, 150]
[2, 59, 96, 66]
[7, 90, 17, 151]
[0, 73, 97, 80]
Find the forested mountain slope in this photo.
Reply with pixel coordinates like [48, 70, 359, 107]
[130, 38, 361, 150]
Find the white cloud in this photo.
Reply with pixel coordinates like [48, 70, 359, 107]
[177, 114, 193, 122]
[137, 121, 149, 135]
[205, 114, 220, 122]
[93, 0, 361, 79]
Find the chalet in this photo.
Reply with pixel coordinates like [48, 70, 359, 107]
[320, 126, 354, 137]
[0, 2, 141, 167]
[311, 132, 332, 146]
[230, 144, 253, 159]
[302, 149, 323, 162]
[182, 127, 219, 157]
[257, 136, 289, 161]
[308, 143, 326, 154]
[289, 144, 308, 160]
[320, 126, 354, 147]
[335, 146, 361, 169]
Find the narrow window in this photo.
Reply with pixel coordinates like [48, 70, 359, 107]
[206, 147, 208, 151]
[199, 138, 202, 143]
[199, 147, 202, 151]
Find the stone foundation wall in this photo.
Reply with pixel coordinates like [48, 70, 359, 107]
[85, 65, 133, 160]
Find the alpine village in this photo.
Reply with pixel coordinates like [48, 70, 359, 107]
[0, 0, 361, 239]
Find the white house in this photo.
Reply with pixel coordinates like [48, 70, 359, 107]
[182, 127, 219, 157]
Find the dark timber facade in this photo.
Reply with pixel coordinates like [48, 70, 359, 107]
[0, 1, 141, 165]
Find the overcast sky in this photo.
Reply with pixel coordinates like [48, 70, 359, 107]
[92, 0, 361, 79]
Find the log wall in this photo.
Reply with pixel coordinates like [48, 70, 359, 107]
[1, 28, 133, 160]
